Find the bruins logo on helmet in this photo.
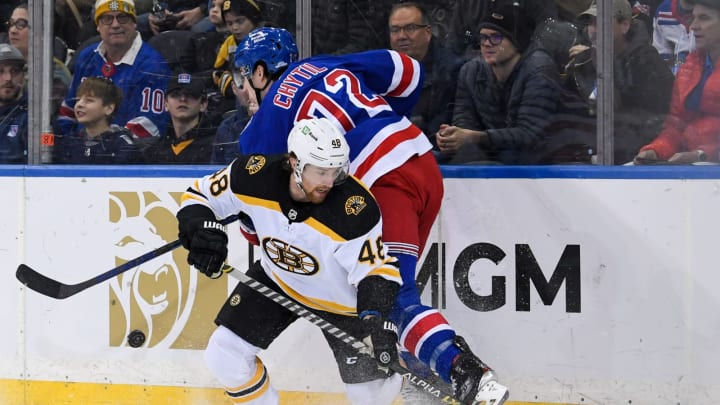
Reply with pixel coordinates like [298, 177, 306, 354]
[345, 196, 366, 215]
[245, 155, 266, 174]
[229, 294, 242, 306]
[263, 237, 320, 275]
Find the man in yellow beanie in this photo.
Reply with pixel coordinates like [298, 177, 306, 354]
[56, 0, 172, 143]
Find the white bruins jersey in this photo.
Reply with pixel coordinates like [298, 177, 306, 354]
[180, 154, 402, 316]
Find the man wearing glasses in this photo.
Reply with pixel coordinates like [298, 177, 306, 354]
[436, 2, 595, 164]
[0, 43, 27, 164]
[387, 2, 465, 159]
[56, 0, 171, 144]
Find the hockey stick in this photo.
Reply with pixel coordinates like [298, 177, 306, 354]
[16, 215, 239, 300]
[222, 264, 478, 405]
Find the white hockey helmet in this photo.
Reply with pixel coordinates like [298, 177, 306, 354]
[287, 118, 350, 185]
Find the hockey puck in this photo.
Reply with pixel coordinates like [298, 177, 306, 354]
[127, 329, 146, 348]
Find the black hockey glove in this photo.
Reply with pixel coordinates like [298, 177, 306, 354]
[361, 316, 399, 371]
[178, 206, 228, 279]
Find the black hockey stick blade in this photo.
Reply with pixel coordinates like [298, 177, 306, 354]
[17, 215, 238, 299]
[222, 265, 489, 405]
[16, 239, 181, 299]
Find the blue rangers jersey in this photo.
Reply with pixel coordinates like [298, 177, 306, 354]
[57, 34, 171, 136]
[239, 50, 433, 187]
[180, 154, 402, 316]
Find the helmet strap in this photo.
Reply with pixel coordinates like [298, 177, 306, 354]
[291, 158, 309, 200]
[248, 65, 274, 107]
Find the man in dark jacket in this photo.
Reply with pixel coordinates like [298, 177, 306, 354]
[388, 2, 466, 154]
[437, 2, 595, 165]
[566, 0, 674, 163]
[446, 0, 558, 56]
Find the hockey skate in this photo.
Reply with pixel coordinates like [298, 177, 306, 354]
[450, 336, 510, 405]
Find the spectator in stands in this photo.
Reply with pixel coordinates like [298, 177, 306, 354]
[5, 4, 29, 58]
[191, 0, 229, 34]
[54, 77, 142, 163]
[188, 0, 230, 76]
[144, 73, 219, 163]
[0, 43, 27, 164]
[211, 0, 262, 99]
[634, 0, 720, 164]
[436, 2, 595, 165]
[566, 0, 674, 164]
[6, 4, 73, 118]
[312, 0, 392, 55]
[632, 0, 666, 38]
[57, 0, 171, 142]
[653, 0, 694, 73]
[387, 2, 465, 153]
[137, 0, 209, 40]
[446, 0, 558, 57]
[208, 0, 229, 32]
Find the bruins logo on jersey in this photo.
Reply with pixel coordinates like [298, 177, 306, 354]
[345, 196, 366, 215]
[263, 237, 320, 275]
[245, 155, 266, 174]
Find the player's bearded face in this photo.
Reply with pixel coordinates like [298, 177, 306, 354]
[299, 164, 342, 204]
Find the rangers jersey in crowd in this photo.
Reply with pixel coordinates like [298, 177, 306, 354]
[180, 154, 402, 316]
[239, 49, 432, 188]
[56, 34, 171, 137]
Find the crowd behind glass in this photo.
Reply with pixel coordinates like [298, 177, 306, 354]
[0, 0, 716, 166]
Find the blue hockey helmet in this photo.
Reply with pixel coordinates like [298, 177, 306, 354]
[233, 27, 298, 82]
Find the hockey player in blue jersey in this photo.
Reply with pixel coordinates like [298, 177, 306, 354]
[217, 27, 509, 405]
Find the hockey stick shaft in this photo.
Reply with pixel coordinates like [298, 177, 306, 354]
[16, 215, 239, 300]
[223, 265, 465, 405]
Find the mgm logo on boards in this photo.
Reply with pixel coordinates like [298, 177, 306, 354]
[108, 191, 229, 349]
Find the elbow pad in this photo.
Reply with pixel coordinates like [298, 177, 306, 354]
[357, 276, 399, 319]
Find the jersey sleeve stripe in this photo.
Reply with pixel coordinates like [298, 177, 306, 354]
[366, 265, 402, 282]
[384, 241, 420, 258]
[180, 193, 209, 205]
[385, 50, 422, 98]
[353, 120, 425, 180]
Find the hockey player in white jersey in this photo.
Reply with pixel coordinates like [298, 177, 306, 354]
[176, 117, 404, 404]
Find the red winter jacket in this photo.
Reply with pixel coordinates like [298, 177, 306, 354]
[640, 52, 720, 160]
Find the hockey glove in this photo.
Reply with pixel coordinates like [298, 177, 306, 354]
[212, 70, 234, 98]
[178, 207, 228, 279]
[361, 316, 399, 372]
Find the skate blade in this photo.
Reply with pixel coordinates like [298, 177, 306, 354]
[473, 381, 509, 405]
